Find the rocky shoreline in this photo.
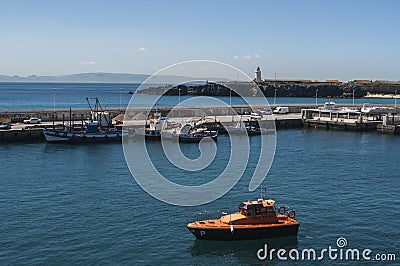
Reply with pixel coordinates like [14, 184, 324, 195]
[138, 80, 400, 98]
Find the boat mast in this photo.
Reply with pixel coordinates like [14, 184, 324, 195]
[53, 88, 56, 113]
[86, 97, 111, 128]
[53, 88, 56, 130]
[69, 107, 72, 132]
[230, 88, 234, 122]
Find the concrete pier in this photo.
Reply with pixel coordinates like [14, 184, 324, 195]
[2, 103, 393, 123]
[0, 115, 303, 143]
[1, 103, 398, 143]
[0, 129, 44, 143]
[301, 103, 396, 132]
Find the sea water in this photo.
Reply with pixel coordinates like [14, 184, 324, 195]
[0, 82, 397, 110]
[0, 129, 399, 265]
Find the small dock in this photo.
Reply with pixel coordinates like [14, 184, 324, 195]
[301, 102, 395, 132]
[377, 115, 400, 134]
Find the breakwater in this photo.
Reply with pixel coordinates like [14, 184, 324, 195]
[1, 103, 399, 143]
[0, 118, 303, 143]
[0, 103, 386, 123]
[0, 129, 44, 143]
[140, 80, 400, 98]
[0, 108, 123, 123]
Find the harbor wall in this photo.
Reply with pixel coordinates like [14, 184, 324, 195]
[0, 129, 44, 143]
[0, 108, 123, 123]
[1, 104, 399, 143]
[140, 80, 400, 98]
[0, 118, 304, 143]
[275, 119, 304, 129]
[2, 104, 395, 122]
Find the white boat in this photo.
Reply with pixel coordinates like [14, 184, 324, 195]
[319, 101, 336, 110]
[135, 112, 167, 140]
[339, 107, 360, 113]
[162, 123, 217, 142]
[225, 120, 273, 135]
[361, 104, 394, 114]
[225, 120, 247, 134]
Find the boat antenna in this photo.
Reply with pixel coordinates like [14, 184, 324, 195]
[230, 214, 234, 233]
[69, 107, 72, 132]
[53, 88, 56, 115]
[264, 188, 267, 199]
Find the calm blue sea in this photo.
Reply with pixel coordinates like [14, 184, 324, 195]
[0, 83, 397, 110]
[0, 130, 399, 265]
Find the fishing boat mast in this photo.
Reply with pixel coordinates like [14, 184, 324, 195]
[86, 97, 111, 129]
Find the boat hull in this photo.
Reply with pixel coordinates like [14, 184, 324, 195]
[246, 129, 261, 136]
[179, 135, 217, 143]
[145, 135, 161, 140]
[43, 129, 122, 143]
[187, 223, 299, 241]
[134, 130, 162, 140]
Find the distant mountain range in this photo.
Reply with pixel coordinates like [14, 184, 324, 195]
[0, 73, 150, 83]
[0, 73, 231, 83]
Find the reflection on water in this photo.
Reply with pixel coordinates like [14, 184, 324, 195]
[189, 237, 298, 263]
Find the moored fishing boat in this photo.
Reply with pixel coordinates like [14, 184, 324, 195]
[162, 123, 217, 142]
[134, 112, 167, 140]
[226, 120, 273, 136]
[226, 120, 247, 134]
[178, 124, 217, 143]
[43, 98, 124, 143]
[43, 123, 123, 143]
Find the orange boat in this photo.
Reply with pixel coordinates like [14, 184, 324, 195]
[187, 198, 299, 241]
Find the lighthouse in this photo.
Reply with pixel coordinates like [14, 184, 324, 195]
[255, 67, 262, 82]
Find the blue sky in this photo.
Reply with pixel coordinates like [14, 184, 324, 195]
[1, 0, 399, 81]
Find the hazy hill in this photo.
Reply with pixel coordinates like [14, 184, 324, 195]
[0, 73, 150, 83]
[0, 73, 231, 84]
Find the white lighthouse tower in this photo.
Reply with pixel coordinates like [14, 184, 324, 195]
[255, 67, 262, 82]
